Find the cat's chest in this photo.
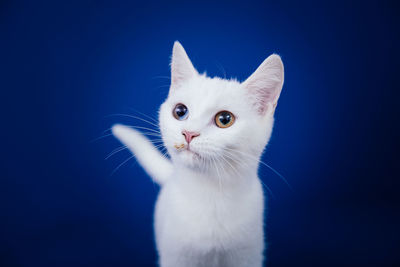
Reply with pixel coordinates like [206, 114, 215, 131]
[155, 174, 263, 244]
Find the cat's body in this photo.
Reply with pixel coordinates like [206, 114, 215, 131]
[112, 42, 284, 267]
[155, 166, 264, 267]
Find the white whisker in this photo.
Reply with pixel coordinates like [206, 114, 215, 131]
[124, 125, 160, 134]
[105, 145, 128, 159]
[223, 147, 292, 190]
[91, 133, 114, 142]
[111, 155, 135, 176]
[105, 113, 159, 128]
[127, 108, 159, 123]
[221, 149, 276, 198]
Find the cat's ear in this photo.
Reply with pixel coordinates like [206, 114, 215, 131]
[243, 54, 284, 115]
[170, 41, 197, 88]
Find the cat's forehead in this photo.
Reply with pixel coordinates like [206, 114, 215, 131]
[170, 76, 245, 109]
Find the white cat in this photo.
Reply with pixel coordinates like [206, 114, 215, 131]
[112, 41, 284, 267]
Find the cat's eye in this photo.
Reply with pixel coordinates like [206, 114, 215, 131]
[215, 111, 235, 128]
[173, 103, 188, 120]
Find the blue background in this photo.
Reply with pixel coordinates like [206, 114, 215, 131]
[1, 0, 399, 266]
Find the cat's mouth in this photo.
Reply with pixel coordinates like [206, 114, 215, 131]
[173, 142, 205, 164]
[174, 143, 201, 158]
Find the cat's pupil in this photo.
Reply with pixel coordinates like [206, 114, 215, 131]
[174, 104, 188, 119]
[176, 105, 187, 117]
[218, 112, 231, 125]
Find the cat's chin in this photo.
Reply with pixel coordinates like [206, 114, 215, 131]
[181, 149, 200, 160]
[174, 149, 205, 169]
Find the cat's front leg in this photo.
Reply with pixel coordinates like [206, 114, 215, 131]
[112, 124, 173, 185]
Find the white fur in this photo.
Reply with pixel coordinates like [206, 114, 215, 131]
[112, 41, 284, 267]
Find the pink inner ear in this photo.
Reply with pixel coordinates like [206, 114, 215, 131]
[243, 55, 284, 115]
[171, 61, 194, 87]
[171, 68, 187, 86]
[245, 77, 281, 115]
[171, 67, 196, 88]
[257, 90, 275, 114]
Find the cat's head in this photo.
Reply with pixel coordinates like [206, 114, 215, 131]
[159, 42, 284, 172]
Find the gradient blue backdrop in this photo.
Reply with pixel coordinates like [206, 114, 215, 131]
[1, 0, 399, 266]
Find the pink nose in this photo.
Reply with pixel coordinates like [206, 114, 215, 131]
[182, 130, 200, 144]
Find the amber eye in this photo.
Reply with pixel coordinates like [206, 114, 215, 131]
[173, 103, 188, 120]
[215, 111, 235, 128]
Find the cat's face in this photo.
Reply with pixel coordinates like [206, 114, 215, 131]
[159, 42, 284, 171]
